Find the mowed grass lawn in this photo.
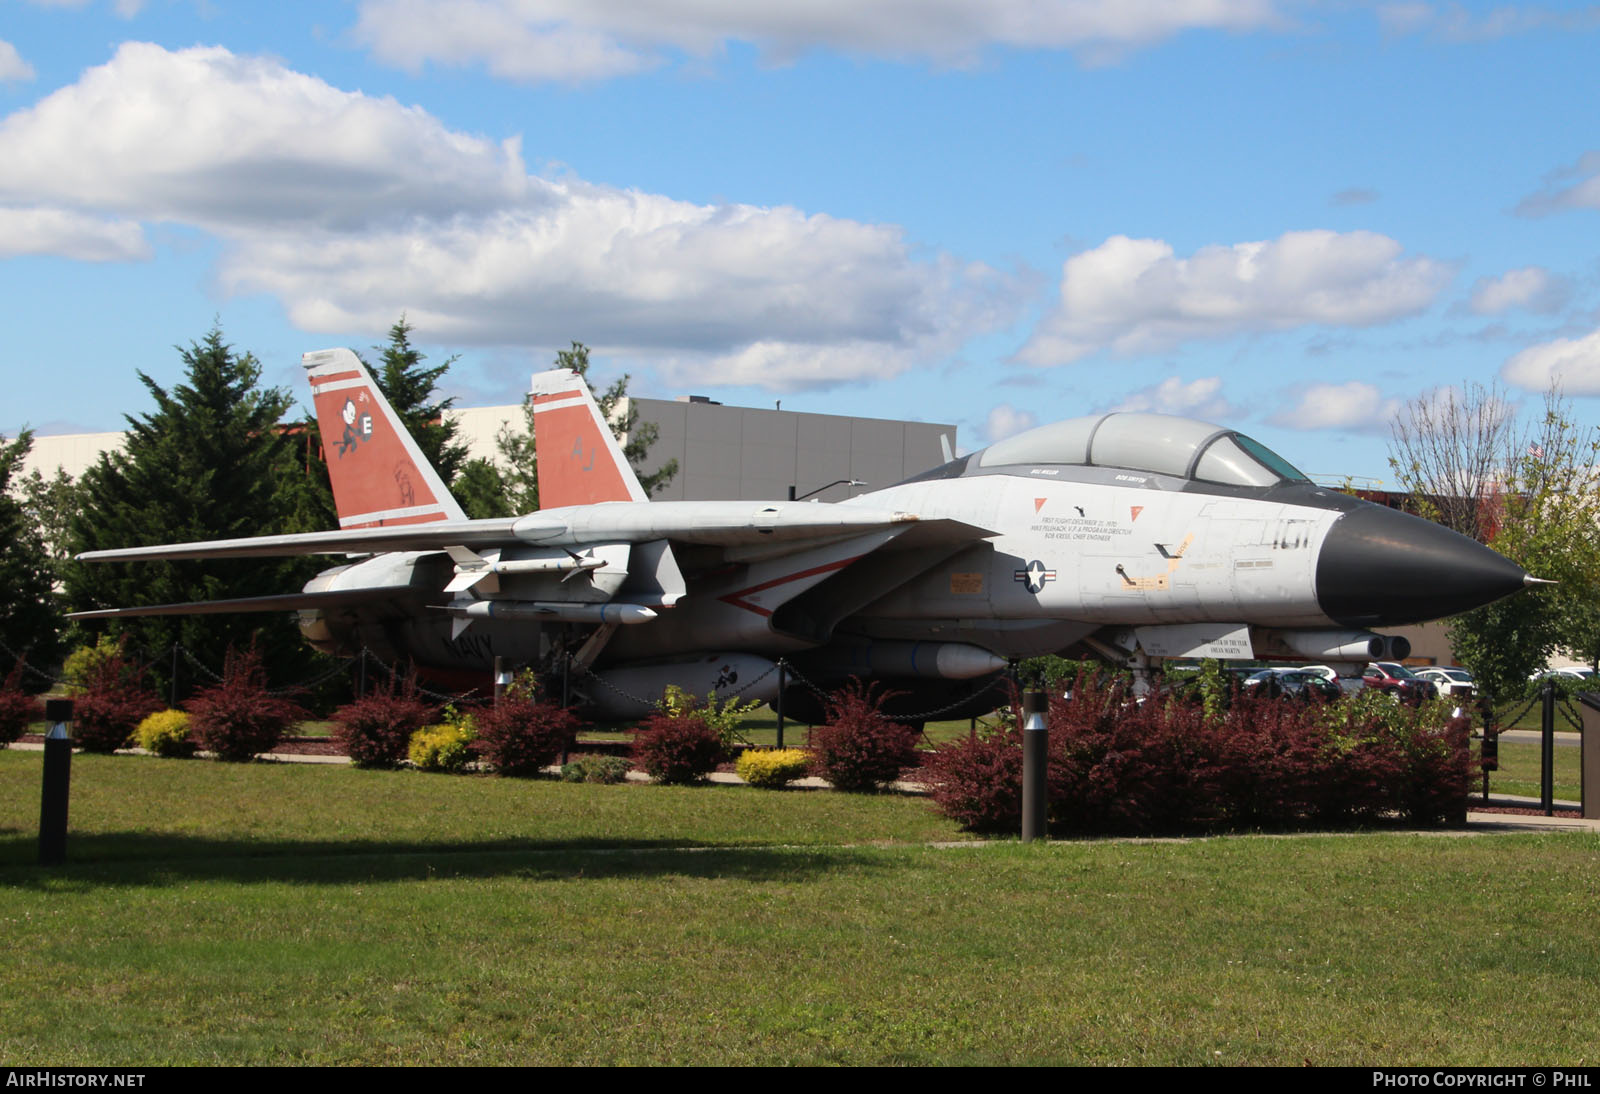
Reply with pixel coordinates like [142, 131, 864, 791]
[2, 751, 1599, 1066]
[1486, 738, 1582, 802]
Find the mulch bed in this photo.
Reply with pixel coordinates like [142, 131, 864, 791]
[1471, 804, 1582, 816]
[268, 736, 346, 756]
[17, 732, 347, 757]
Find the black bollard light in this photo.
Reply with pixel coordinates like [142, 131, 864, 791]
[1022, 689, 1048, 843]
[39, 697, 73, 866]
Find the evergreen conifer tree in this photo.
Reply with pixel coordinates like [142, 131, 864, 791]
[364, 317, 470, 485]
[65, 327, 316, 698]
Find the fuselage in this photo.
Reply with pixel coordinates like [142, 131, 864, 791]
[299, 416, 1527, 674]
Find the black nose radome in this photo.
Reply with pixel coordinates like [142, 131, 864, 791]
[1316, 504, 1530, 627]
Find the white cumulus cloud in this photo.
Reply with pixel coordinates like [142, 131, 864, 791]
[0, 43, 1020, 391]
[0, 207, 149, 261]
[0, 43, 532, 230]
[1517, 151, 1600, 216]
[982, 403, 1037, 444]
[1468, 266, 1569, 316]
[1269, 381, 1402, 433]
[355, 0, 1289, 84]
[0, 40, 35, 83]
[1379, 2, 1600, 41]
[1018, 230, 1451, 365]
[1502, 330, 1600, 395]
[1111, 375, 1238, 420]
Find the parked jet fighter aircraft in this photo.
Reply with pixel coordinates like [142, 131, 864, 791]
[76, 348, 1535, 719]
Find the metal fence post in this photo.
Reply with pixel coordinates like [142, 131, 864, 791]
[1541, 679, 1556, 817]
[775, 660, 786, 749]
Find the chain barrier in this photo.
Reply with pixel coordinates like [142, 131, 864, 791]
[1559, 698, 1584, 732]
[571, 665, 658, 710]
[776, 658, 1011, 723]
[0, 635, 69, 687]
[1490, 694, 1539, 730]
[776, 660, 833, 702]
[715, 660, 781, 700]
[265, 652, 359, 697]
[355, 647, 484, 705]
[570, 658, 785, 711]
[175, 644, 225, 685]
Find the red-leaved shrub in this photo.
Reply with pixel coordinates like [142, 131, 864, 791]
[186, 646, 304, 762]
[1397, 713, 1471, 825]
[0, 661, 43, 747]
[475, 697, 579, 776]
[332, 675, 437, 768]
[924, 670, 1472, 834]
[808, 681, 922, 792]
[73, 644, 163, 753]
[923, 723, 1025, 831]
[631, 712, 726, 784]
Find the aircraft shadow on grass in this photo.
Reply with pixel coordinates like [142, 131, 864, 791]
[0, 829, 889, 889]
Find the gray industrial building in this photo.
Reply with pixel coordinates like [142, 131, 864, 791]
[620, 395, 954, 502]
[24, 390, 957, 506]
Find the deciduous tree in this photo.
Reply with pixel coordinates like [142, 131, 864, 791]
[0, 431, 64, 673]
[1389, 383, 1600, 698]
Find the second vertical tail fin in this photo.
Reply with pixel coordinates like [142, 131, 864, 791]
[529, 368, 648, 508]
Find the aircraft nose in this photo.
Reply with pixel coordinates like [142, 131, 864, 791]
[1315, 504, 1529, 627]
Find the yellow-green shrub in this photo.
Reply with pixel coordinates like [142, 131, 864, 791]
[62, 636, 121, 694]
[735, 748, 812, 789]
[135, 709, 194, 758]
[408, 722, 475, 773]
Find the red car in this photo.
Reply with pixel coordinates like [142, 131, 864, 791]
[1362, 662, 1439, 704]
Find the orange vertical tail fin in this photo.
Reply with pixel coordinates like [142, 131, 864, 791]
[302, 348, 466, 528]
[528, 368, 648, 508]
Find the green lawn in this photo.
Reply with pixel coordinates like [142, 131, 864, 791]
[2, 749, 1599, 1065]
[1482, 738, 1582, 803]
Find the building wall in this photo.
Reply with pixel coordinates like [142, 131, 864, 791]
[17, 396, 956, 507]
[21, 431, 126, 481]
[626, 397, 954, 503]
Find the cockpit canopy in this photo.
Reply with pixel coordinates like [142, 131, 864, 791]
[977, 411, 1309, 488]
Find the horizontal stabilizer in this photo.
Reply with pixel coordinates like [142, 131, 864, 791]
[76, 519, 521, 563]
[68, 586, 412, 620]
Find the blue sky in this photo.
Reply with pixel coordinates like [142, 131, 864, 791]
[2, 0, 1598, 484]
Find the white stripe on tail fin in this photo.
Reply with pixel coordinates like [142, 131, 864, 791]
[528, 368, 648, 508]
[302, 348, 466, 528]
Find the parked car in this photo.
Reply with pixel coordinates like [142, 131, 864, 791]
[1242, 668, 1342, 702]
[1528, 666, 1597, 682]
[1362, 662, 1439, 705]
[1302, 664, 1368, 696]
[1414, 666, 1475, 699]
